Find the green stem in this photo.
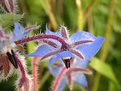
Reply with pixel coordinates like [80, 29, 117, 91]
[87, 15, 94, 34]
[76, 0, 96, 32]
[92, 0, 116, 91]
[39, 71, 51, 90]
[45, 0, 58, 31]
[84, 0, 96, 25]
[75, 0, 84, 31]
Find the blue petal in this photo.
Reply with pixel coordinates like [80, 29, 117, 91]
[25, 45, 52, 57]
[49, 51, 75, 65]
[57, 79, 67, 91]
[78, 37, 105, 60]
[58, 51, 74, 57]
[48, 51, 75, 76]
[49, 56, 61, 66]
[74, 60, 90, 68]
[12, 22, 25, 41]
[48, 61, 61, 76]
[48, 62, 67, 91]
[70, 32, 96, 43]
[45, 24, 61, 46]
[45, 24, 61, 36]
[22, 31, 30, 38]
[73, 73, 88, 87]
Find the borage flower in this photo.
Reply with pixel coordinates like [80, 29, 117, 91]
[15, 25, 105, 91]
[48, 57, 92, 91]
[0, 22, 39, 91]
[24, 25, 105, 68]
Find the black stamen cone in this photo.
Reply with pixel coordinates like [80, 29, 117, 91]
[11, 50, 18, 68]
[6, 50, 18, 69]
[63, 59, 71, 69]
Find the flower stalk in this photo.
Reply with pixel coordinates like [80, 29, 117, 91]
[33, 57, 38, 91]
[15, 34, 67, 47]
[52, 68, 67, 91]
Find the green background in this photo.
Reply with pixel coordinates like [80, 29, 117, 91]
[0, 0, 121, 91]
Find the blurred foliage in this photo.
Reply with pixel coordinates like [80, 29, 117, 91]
[0, 0, 121, 91]
[0, 14, 23, 31]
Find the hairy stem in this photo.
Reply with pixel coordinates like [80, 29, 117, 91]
[33, 57, 38, 91]
[67, 72, 72, 90]
[52, 68, 67, 91]
[16, 56, 26, 78]
[15, 34, 67, 46]
[40, 39, 58, 48]
[73, 40, 94, 47]
[69, 68, 92, 75]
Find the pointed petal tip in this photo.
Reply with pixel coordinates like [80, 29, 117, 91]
[14, 22, 20, 25]
[78, 36, 105, 60]
[97, 36, 105, 41]
[73, 74, 88, 87]
[24, 45, 52, 57]
[45, 23, 50, 33]
[70, 31, 96, 42]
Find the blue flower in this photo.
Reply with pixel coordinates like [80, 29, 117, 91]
[0, 22, 32, 50]
[0, 22, 28, 76]
[12, 22, 29, 41]
[14, 24, 104, 91]
[0, 22, 38, 79]
[48, 57, 92, 91]
[27, 25, 105, 68]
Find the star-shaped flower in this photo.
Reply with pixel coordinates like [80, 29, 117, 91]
[0, 22, 31, 78]
[0, 22, 38, 90]
[48, 57, 92, 91]
[0, 22, 37, 50]
[0, 22, 38, 70]
[26, 25, 105, 68]
[14, 24, 105, 91]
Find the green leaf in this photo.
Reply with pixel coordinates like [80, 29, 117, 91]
[0, 14, 23, 31]
[39, 0, 48, 14]
[109, 81, 121, 91]
[89, 57, 119, 87]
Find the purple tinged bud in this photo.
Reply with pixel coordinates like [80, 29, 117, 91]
[17, 76, 32, 91]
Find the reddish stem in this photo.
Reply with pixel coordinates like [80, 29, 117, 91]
[73, 40, 94, 47]
[67, 72, 72, 90]
[53, 68, 67, 91]
[16, 56, 26, 78]
[40, 50, 61, 60]
[33, 57, 38, 91]
[70, 49, 84, 59]
[69, 68, 92, 75]
[15, 34, 67, 46]
[41, 39, 58, 48]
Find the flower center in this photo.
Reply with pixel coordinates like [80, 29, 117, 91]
[62, 57, 73, 69]
[61, 44, 70, 51]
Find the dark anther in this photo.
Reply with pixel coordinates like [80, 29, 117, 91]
[6, 50, 18, 69]
[0, 66, 3, 71]
[11, 50, 18, 68]
[62, 58, 72, 69]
